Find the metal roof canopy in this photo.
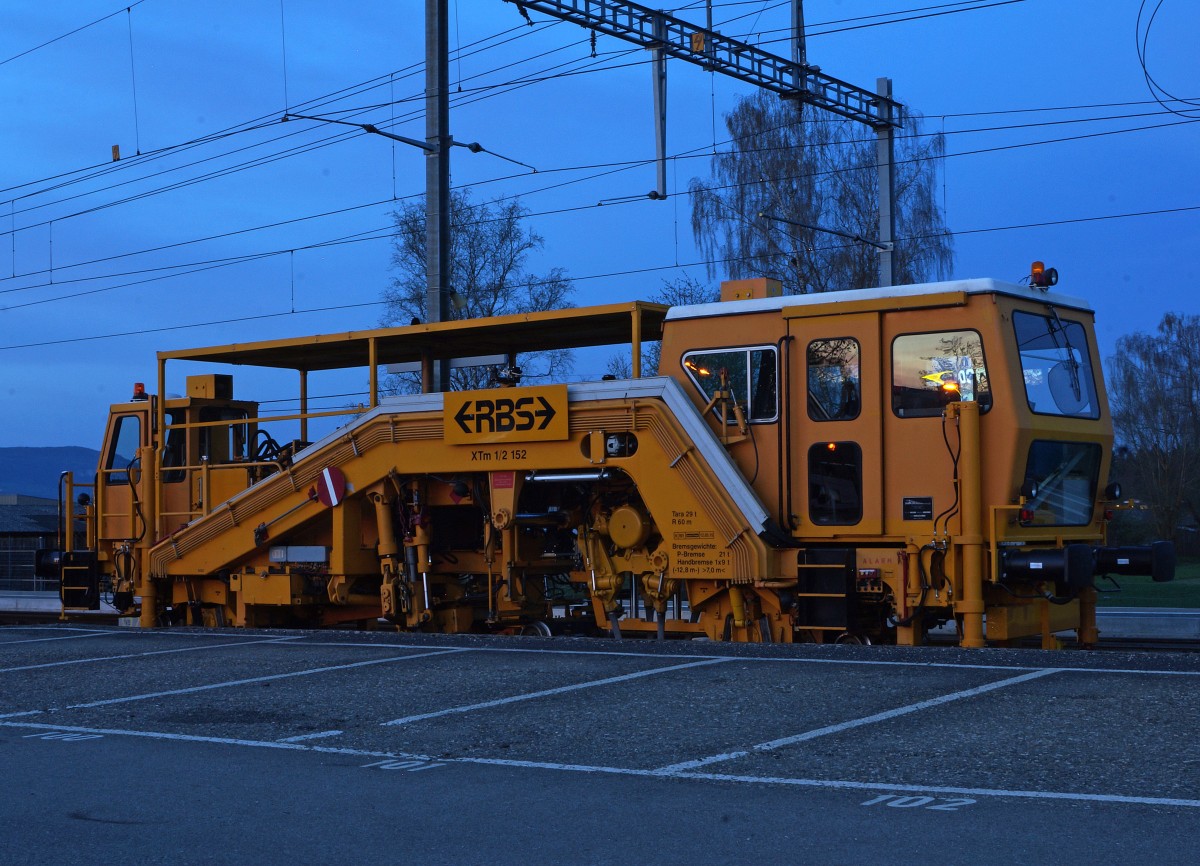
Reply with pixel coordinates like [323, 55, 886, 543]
[158, 302, 670, 373]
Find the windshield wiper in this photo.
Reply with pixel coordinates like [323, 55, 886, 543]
[1044, 304, 1082, 402]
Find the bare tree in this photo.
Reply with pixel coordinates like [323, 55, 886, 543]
[1107, 312, 1200, 542]
[689, 91, 953, 292]
[606, 274, 718, 378]
[382, 189, 574, 391]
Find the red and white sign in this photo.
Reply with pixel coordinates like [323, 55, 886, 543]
[316, 466, 347, 507]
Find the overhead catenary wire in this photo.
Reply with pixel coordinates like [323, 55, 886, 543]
[0, 0, 1144, 220]
[125, 6, 142, 156]
[1, 2, 1191, 250]
[0, 105, 1194, 304]
[0, 17, 560, 203]
[0, 200, 407, 293]
[1135, 0, 1200, 120]
[1, 92, 1189, 260]
[0, 36, 632, 231]
[0, 0, 149, 69]
[0, 0, 1019, 218]
[5, 35, 1193, 241]
[4, 196, 1199, 352]
[2, 3, 1196, 355]
[4, 91, 1176, 244]
[729, 0, 1028, 43]
[2, 222, 398, 312]
[279, 0, 291, 111]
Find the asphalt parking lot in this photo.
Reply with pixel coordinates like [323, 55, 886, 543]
[2, 625, 1198, 865]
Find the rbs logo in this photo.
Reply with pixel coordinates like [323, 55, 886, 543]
[454, 395, 555, 434]
[444, 385, 568, 444]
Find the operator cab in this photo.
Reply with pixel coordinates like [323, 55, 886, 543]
[95, 374, 262, 544]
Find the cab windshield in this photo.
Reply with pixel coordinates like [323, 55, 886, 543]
[1013, 310, 1099, 418]
[1022, 440, 1101, 526]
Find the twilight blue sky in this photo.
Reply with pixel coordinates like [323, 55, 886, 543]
[1, 0, 1197, 447]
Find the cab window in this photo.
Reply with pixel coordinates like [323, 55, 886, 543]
[807, 338, 860, 421]
[106, 415, 141, 485]
[808, 442, 862, 525]
[163, 410, 186, 484]
[199, 407, 249, 464]
[892, 330, 991, 417]
[683, 346, 778, 423]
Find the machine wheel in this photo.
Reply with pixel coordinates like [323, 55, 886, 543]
[834, 632, 872, 645]
[520, 620, 553, 638]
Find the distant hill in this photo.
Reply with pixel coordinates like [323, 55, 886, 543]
[0, 447, 101, 500]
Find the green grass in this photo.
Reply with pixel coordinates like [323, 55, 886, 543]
[1095, 556, 1200, 608]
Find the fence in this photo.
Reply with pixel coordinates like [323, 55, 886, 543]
[0, 534, 57, 592]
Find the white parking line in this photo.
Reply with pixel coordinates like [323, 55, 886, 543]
[381, 658, 732, 726]
[671, 770, 1200, 808]
[12, 628, 1199, 677]
[0, 631, 116, 646]
[278, 730, 344, 743]
[655, 668, 1062, 773]
[278, 640, 1047, 670]
[451, 755, 1200, 808]
[0, 637, 304, 673]
[3, 718, 1197, 809]
[257, 638, 1200, 677]
[66, 647, 471, 709]
[1, 720, 430, 758]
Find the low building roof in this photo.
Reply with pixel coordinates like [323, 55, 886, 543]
[0, 495, 70, 536]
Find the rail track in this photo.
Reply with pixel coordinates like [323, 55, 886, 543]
[2, 596, 1196, 652]
[0, 609, 122, 627]
[1087, 636, 1200, 653]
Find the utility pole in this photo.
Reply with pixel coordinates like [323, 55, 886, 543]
[505, 0, 902, 287]
[650, 15, 667, 199]
[426, 0, 451, 391]
[792, 0, 806, 82]
[874, 76, 897, 287]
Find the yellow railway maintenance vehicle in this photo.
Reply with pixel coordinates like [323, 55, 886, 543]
[38, 270, 1174, 647]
